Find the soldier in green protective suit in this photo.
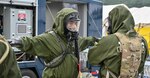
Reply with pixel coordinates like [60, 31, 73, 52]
[0, 35, 22, 78]
[88, 5, 149, 78]
[11, 8, 97, 78]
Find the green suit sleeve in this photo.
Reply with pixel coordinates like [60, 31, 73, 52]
[18, 33, 54, 57]
[78, 36, 98, 51]
[88, 35, 119, 65]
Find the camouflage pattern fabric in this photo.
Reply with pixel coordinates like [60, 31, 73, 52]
[115, 33, 144, 78]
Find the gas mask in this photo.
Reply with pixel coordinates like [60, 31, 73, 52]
[66, 20, 80, 32]
[65, 12, 81, 41]
[65, 12, 81, 32]
[102, 17, 112, 36]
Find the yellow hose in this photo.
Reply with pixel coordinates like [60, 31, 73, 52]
[0, 40, 9, 64]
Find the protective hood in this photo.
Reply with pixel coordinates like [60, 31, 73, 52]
[109, 5, 136, 35]
[52, 8, 78, 37]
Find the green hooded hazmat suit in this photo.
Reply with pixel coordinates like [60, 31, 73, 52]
[0, 35, 22, 78]
[88, 5, 149, 78]
[17, 8, 97, 78]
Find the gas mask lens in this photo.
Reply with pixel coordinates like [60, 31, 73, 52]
[102, 17, 111, 36]
[67, 20, 80, 32]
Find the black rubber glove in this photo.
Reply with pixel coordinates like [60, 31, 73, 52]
[8, 38, 22, 47]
